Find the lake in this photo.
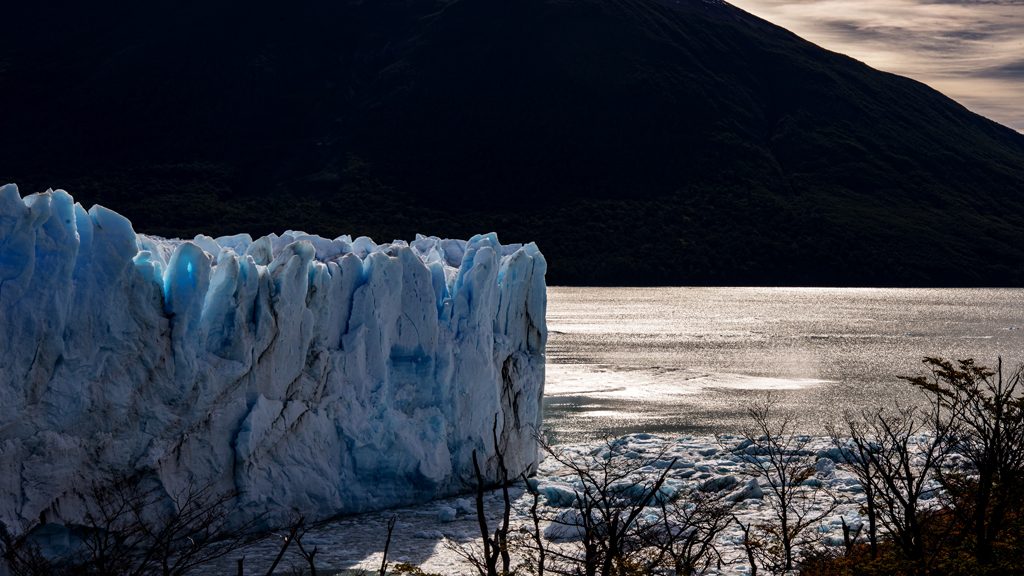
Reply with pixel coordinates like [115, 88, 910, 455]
[544, 287, 1024, 441]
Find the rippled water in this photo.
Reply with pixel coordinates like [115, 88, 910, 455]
[544, 287, 1024, 441]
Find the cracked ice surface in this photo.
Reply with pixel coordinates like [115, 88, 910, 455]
[0, 184, 546, 534]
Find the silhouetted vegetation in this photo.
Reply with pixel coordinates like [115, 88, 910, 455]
[803, 357, 1024, 576]
[507, 436, 738, 576]
[0, 475, 266, 575]
[735, 399, 838, 573]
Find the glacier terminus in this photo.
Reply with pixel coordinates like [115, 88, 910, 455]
[0, 184, 547, 537]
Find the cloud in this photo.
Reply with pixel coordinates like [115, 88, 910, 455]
[728, 0, 1024, 130]
[984, 58, 1024, 79]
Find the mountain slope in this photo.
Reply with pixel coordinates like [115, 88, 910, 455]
[3, 0, 1024, 285]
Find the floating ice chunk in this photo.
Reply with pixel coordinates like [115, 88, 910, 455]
[729, 479, 764, 502]
[544, 509, 586, 541]
[700, 475, 739, 493]
[437, 506, 458, 523]
[816, 457, 837, 478]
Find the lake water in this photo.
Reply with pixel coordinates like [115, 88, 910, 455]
[544, 287, 1024, 442]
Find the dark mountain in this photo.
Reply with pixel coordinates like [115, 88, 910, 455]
[3, 0, 1024, 285]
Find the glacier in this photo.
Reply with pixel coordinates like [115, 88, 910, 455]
[0, 184, 546, 537]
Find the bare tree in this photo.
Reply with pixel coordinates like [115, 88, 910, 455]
[379, 515, 397, 576]
[646, 488, 733, 576]
[828, 415, 882, 559]
[844, 404, 954, 574]
[903, 357, 1024, 566]
[263, 516, 308, 576]
[733, 397, 837, 574]
[538, 437, 675, 576]
[733, 517, 759, 576]
[448, 417, 520, 576]
[284, 516, 321, 576]
[2, 474, 266, 576]
[1, 522, 51, 576]
[838, 516, 863, 557]
[517, 475, 546, 576]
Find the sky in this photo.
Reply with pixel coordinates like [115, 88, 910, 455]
[727, 0, 1024, 132]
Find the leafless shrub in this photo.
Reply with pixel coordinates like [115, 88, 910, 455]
[379, 515, 397, 576]
[2, 474, 266, 576]
[730, 397, 838, 574]
[536, 436, 676, 576]
[844, 404, 954, 574]
[904, 357, 1024, 566]
[645, 487, 733, 575]
[446, 416, 521, 576]
[827, 417, 881, 559]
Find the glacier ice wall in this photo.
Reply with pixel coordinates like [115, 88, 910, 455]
[0, 185, 546, 534]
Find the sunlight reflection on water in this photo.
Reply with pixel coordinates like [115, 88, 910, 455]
[544, 287, 1024, 441]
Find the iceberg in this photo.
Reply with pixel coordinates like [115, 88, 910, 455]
[0, 184, 546, 535]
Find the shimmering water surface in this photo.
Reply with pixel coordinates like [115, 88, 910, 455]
[544, 287, 1024, 441]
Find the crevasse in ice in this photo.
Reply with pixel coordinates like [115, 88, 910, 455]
[0, 184, 546, 533]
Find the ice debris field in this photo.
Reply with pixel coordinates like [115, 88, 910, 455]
[196, 433, 893, 575]
[0, 184, 547, 536]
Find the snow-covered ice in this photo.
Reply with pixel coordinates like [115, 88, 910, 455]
[0, 185, 547, 535]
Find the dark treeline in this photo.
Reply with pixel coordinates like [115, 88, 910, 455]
[4, 0, 1024, 286]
